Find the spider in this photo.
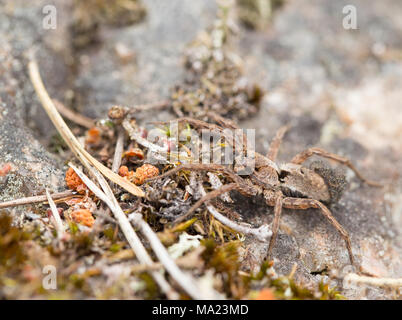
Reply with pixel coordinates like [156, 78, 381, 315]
[146, 116, 382, 270]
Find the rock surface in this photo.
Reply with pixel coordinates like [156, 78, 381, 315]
[0, 0, 71, 202]
[73, 0, 217, 121]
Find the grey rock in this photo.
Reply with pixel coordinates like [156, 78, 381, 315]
[0, 0, 71, 201]
[74, 0, 217, 120]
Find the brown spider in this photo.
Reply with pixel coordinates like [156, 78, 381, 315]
[146, 116, 382, 270]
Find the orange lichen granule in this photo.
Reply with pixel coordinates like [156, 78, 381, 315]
[65, 167, 88, 194]
[118, 165, 129, 177]
[123, 147, 144, 160]
[255, 288, 276, 300]
[118, 164, 159, 185]
[85, 127, 101, 145]
[133, 164, 159, 185]
[0, 163, 12, 177]
[70, 209, 95, 228]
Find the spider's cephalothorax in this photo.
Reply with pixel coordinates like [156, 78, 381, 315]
[278, 163, 331, 203]
[147, 117, 382, 271]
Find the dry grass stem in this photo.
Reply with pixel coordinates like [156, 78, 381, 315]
[53, 99, 95, 129]
[344, 273, 402, 289]
[45, 189, 66, 239]
[69, 163, 209, 299]
[0, 190, 74, 209]
[111, 128, 125, 173]
[28, 60, 144, 197]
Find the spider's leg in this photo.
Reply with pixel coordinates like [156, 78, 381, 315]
[206, 112, 239, 130]
[174, 183, 237, 224]
[266, 125, 289, 161]
[282, 197, 356, 268]
[290, 147, 382, 187]
[146, 163, 233, 182]
[174, 181, 256, 224]
[263, 190, 284, 259]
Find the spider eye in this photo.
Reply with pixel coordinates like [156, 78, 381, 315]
[279, 170, 290, 182]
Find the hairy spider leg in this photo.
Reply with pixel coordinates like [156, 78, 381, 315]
[290, 147, 382, 187]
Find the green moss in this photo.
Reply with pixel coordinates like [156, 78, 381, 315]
[247, 262, 346, 300]
[109, 243, 122, 253]
[236, 0, 285, 30]
[0, 213, 30, 269]
[139, 272, 159, 300]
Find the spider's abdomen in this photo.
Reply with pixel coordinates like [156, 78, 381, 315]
[309, 161, 347, 204]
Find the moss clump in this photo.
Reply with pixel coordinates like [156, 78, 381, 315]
[0, 213, 31, 297]
[0, 213, 30, 269]
[201, 239, 248, 298]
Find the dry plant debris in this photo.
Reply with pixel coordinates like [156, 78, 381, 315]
[170, 3, 264, 121]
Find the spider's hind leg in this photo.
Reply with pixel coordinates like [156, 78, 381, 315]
[290, 147, 382, 187]
[263, 190, 284, 260]
[282, 197, 357, 268]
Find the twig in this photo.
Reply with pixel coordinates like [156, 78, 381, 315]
[53, 99, 95, 129]
[45, 189, 66, 239]
[288, 263, 298, 279]
[128, 100, 169, 113]
[122, 119, 167, 154]
[111, 128, 125, 173]
[199, 183, 272, 242]
[28, 60, 144, 197]
[130, 249, 204, 273]
[344, 273, 402, 289]
[122, 119, 193, 163]
[129, 211, 212, 299]
[0, 190, 74, 209]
